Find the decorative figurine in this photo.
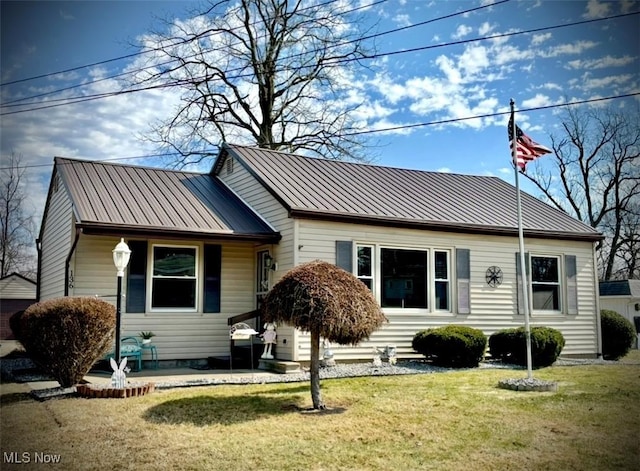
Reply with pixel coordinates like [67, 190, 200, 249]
[261, 322, 277, 359]
[372, 347, 382, 367]
[110, 357, 128, 388]
[321, 339, 336, 367]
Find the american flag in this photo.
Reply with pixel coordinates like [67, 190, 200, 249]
[508, 111, 552, 171]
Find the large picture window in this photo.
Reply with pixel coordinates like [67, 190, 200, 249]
[531, 255, 560, 311]
[381, 248, 428, 308]
[151, 245, 197, 309]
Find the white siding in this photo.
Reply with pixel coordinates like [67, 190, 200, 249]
[72, 236, 258, 360]
[0, 275, 36, 299]
[293, 219, 599, 361]
[219, 158, 298, 359]
[39, 178, 74, 301]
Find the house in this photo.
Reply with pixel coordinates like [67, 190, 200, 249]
[0, 272, 37, 340]
[599, 280, 640, 345]
[37, 143, 603, 364]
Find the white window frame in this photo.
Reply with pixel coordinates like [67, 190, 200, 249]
[149, 243, 199, 312]
[433, 249, 451, 312]
[355, 245, 375, 292]
[530, 254, 562, 314]
[354, 244, 456, 314]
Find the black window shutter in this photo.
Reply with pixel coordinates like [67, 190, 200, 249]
[336, 241, 353, 272]
[126, 240, 147, 313]
[456, 248, 471, 314]
[565, 254, 578, 315]
[204, 244, 222, 313]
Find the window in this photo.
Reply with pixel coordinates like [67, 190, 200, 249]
[531, 255, 560, 311]
[381, 248, 428, 308]
[434, 250, 450, 310]
[357, 245, 374, 290]
[151, 245, 197, 310]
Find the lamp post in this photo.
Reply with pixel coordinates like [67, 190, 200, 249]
[112, 238, 131, 364]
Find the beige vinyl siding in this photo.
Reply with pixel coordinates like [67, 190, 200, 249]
[219, 157, 298, 360]
[0, 276, 36, 299]
[294, 219, 599, 361]
[39, 179, 74, 300]
[71, 235, 257, 360]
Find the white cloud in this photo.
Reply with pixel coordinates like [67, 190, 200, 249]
[565, 55, 637, 70]
[478, 22, 495, 36]
[452, 24, 473, 40]
[583, 0, 611, 19]
[392, 14, 411, 27]
[531, 33, 552, 46]
[541, 40, 598, 58]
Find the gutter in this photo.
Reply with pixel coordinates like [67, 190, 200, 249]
[593, 242, 603, 358]
[65, 228, 81, 296]
[35, 238, 42, 301]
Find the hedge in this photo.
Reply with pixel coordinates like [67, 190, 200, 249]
[489, 326, 565, 368]
[412, 325, 487, 368]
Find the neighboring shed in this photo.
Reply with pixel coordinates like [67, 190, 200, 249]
[599, 280, 640, 341]
[0, 273, 37, 340]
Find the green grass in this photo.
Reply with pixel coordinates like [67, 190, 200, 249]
[2, 352, 639, 470]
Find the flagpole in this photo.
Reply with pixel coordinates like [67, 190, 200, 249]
[511, 98, 533, 379]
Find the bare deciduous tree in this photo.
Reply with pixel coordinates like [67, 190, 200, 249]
[0, 152, 36, 278]
[524, 106, 640, 280]
[133, 0, 376, 166]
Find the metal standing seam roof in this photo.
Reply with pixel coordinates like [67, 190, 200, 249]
[218, 144, 602, 241]
[54, 157, 280, 242]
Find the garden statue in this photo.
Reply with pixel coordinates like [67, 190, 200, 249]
[261, 322, 277, 359]
[321, 339, 336, 367]
[110, 357, 128, 388]
[372, 347, 382, 367]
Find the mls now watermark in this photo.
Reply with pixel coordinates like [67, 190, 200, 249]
[4, 451, 62, 464]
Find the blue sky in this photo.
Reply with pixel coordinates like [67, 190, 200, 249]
[1, 0, 639, 227]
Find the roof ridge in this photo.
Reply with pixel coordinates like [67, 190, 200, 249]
[54, 156, 205, 176]
[224, 143, 499, 180]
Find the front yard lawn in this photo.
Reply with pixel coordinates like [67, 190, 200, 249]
[1, 352, 639, 470]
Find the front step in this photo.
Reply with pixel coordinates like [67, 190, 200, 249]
[258, 359, 302, 374]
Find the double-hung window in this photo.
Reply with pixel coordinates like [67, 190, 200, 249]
[151, 245, 198, 310]
[434, 250, 450, 311]
[530, 255, 561, 311]
[357, 245, 374, 290]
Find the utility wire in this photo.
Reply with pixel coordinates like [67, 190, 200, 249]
[0, 0, 384, 88]
[4, 91, 638, 171]
[4, 7, 635, 117]
[1, 0, 496, 107]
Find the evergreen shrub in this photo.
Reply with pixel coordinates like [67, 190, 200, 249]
[600, 309, 635, 360]
[412, 325, 487, 368]
[489, 326, 565, 368]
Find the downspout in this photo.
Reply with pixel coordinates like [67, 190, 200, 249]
[593, 242, 602, 358]
[35, 238, 42, 301]
[65, 228, 81, 296]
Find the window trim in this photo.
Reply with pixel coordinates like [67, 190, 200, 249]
[529, 253, 563, 315]
[149, 243, 200, 313]
[354, 243, 454, 314]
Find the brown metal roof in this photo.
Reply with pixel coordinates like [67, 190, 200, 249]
[219, 144, 602, 241]
[54, 157, 280, 242]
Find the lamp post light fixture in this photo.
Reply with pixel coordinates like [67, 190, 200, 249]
[112, 238, 131, 364]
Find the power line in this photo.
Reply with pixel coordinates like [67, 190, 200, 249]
[1, 0, 489, 108]
[4, 7, 635, 117]
[4, 91, 638, 171]
[0, 0, 384, 88]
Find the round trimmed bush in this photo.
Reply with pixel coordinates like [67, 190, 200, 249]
[412, 325, 487, 368]
[19, 297, 116, 387]
[489, 326, 565, 368]
[600, 309, 635, 360]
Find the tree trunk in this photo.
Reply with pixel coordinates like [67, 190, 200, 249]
[309, 326, 325, 410]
